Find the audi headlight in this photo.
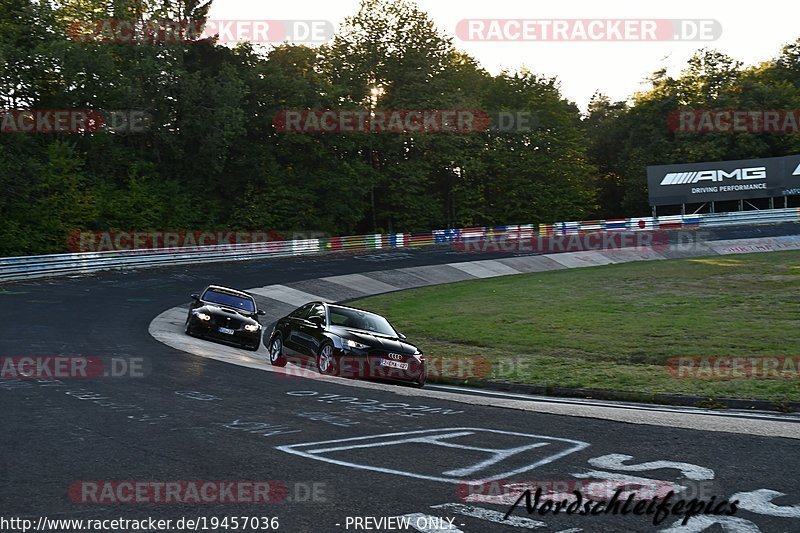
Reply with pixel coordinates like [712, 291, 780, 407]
[344, 339, 369, 350]
[196, 312, 211, 321]
[244, 324, 260, 332]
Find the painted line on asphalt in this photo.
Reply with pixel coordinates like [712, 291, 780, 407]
[447, 260, 520, 278]
[249, 285, 333, 305]
[430, 503, 547, 529]
[275, 428, 590, 484]
[425, 384, 800, 424]
[543, 251, 615, 268]
[321, 273, 400, 295]
[397, 264, 477, 284]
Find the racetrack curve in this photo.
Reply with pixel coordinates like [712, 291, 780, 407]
[3, 226, 800, 532]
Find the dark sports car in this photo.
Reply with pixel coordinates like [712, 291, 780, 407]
[265, 302, 426, 387]
[185, 285, 265, 351]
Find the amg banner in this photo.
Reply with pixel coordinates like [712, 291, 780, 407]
[783, 154, 800, 198]
[647, 154, 800, 206]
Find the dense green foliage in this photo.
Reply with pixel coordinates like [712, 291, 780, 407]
[1, 0, 799, 255]
[587, 48, 800, 217]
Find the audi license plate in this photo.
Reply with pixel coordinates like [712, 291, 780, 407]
[380, 359, 408, 370]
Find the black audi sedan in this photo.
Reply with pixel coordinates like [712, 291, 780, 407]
[185, 285, 266, 351]
[265, 302, 426, 387]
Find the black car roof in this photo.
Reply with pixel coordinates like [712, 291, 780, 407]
[324, 302, 384, 317]
[204, 285, 254, 300]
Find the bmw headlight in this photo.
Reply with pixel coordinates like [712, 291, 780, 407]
[344, 339, 369, 350]
[196, 312, 211, 321]
[244, 324, 260, 332]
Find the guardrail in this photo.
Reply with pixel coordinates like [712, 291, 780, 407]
[2, 208, 799, 282]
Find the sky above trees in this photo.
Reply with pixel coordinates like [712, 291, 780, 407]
[207, 0, 800, 108]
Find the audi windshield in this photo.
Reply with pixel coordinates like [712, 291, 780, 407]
[328, 305, 399, 337]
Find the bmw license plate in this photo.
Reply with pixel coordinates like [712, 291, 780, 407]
[218, 327, 235, 335]
[380, 359, 408, 370]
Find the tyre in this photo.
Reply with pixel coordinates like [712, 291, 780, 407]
[412, 367, 426, 388]
[184, 316, 196, 337]
[316, 342, 337, 376]
[268, 334, 287, 367]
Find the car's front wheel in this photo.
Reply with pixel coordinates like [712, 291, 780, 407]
[184, 315, 196, 337]
[316, 343, 337, 376]
[268, 335, 287, 367]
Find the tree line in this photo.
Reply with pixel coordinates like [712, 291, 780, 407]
[1, 0, 799, 255]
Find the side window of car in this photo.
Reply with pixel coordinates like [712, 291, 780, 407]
[309, 304, 326, 324]
[329, 311, 346, 326]
[290, 304, 313, 319]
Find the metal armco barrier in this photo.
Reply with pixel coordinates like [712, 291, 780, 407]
[2, 208, 799, 282]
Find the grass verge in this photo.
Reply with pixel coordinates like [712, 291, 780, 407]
[350, 250, 800, 402]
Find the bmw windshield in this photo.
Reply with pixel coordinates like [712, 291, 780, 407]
[328, 306, 398, 337]
[202, 289, 256, 313]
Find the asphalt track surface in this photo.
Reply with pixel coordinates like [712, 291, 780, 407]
[2, 228, 800, 533]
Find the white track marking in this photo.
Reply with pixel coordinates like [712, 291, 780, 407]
[426, 385, 800, 423]
[276, 428, 589, 484]
[588, 454, 714, 480]
[706, 238, 789, 255]
[431, 503, 547, 529]
[569, 471, 686, 497]
[659, 516, 761, 532]
[248, 285, 331, 306]
[447, 260, 520, 278]
[320, 273, 399, 294]
[306, 431, 477, 453]
[396, 265, 473, 284]
[544, 251, 615, 268]
[730, 489, 800, 518]
[443, 443, 551, 478]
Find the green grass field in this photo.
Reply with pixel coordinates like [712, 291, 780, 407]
[351, 250, 800, 403]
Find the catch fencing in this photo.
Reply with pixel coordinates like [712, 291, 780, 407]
[1, 208, 798, 282]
